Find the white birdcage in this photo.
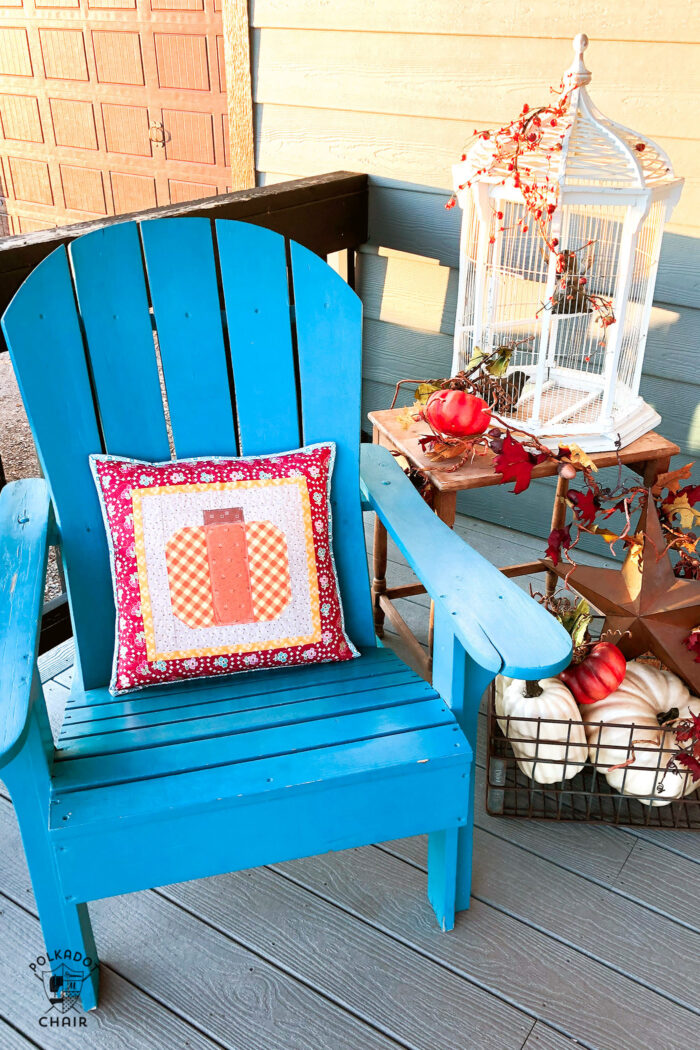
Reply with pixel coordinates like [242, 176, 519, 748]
[451, 34, 683, 452]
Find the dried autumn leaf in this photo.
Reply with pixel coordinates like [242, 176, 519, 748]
[567, 487, 598, 526]
[677, 751, 700, 781]
[494, 433, 535, 494]
[424, 438, 470, 462]
[545, 525, 572, 567]
[414, 382, 443, 405]
[651, 462, 693, 498]
[663, 493, 700, 530]
[558, 597, 592, 647]
[676, 709, 700, 741]
[396, 403, 421, 430]
[563, 442, 598, 473]
[678, 483, 700, 508]
[682, 626, 700, 664]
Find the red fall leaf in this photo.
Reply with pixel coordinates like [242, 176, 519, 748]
[545, 525, 572, 567]
[567, 487, 599, 526]
[494, 433, 536, 494]
[682, 627, 700, 664]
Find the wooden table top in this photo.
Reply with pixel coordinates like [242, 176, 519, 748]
[368, 409, 680, 493]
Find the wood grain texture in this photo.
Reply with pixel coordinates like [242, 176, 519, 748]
[612, 838, 700, 931]
[162, 866, 534, 1050]
[521, 1023, 585, 1050]
[272, 844, 698, 1050]
[0, 902, 221, 1050]
[0, 1021, 40, 1050]
[617, 823, 700, 865]
[222, 0, 255, 189]
[37, 637, 74, 684]
[0, 796, 396, 1050]
[251, 0, 700, 42]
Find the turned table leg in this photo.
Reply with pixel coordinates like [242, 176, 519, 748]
[372, 514, 388, 637]
[546, 473, 570, 597]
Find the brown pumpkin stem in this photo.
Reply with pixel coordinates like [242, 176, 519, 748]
[524, 679, 544, 698]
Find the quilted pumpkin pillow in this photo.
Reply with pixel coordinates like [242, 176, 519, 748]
[90, 443, 358, 694]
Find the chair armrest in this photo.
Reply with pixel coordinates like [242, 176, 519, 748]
[0, 479, 52, 769]
[360, 444, 572, 680]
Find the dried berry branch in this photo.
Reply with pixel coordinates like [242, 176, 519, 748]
[447, 86, 616, 342]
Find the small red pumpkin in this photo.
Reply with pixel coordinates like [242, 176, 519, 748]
[560, 642, 627, 706]
[425, 389, 491, 437]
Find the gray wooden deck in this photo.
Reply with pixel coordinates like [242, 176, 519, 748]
[1, 513, 698, 1050]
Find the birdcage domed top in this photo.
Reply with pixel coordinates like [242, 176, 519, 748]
[456, 34, 677, 196]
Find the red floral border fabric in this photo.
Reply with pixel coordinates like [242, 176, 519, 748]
[90, 443, 358, 695]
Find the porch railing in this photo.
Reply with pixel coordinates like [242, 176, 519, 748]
[0, 171, 369, 652]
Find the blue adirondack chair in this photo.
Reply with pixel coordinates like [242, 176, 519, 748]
[0, 218, 571, 1011]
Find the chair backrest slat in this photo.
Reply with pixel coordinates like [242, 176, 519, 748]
[2, 218, 374, 689]
[141, 218, 238, 459]
[1, 248, 115, 688]
[69, 223, 170, 462]
[216, 221, 301, 456]
[291, 240, 376, 649]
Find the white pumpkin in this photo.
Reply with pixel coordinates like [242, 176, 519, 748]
[495, 676, 588, 784]
[582, 661, 699, 807]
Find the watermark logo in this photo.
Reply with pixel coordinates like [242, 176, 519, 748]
[30, 951, 94, 1027]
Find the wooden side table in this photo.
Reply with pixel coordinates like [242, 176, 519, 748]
[369, 408, 680, 679]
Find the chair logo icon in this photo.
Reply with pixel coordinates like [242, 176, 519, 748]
[30, 952, 93, 1025]
[39, 965, 84, 1012]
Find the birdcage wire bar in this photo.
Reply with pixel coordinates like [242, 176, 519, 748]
[452, 34, 683, 452]
[486, 687, 700, 828]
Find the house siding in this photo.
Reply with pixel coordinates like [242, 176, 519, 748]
[251, 2, 700, 539]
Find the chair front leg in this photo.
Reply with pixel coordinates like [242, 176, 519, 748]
[427, 607, 498, 929]
[3, 681, 99, 1012]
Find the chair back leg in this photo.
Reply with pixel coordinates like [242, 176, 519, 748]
[4, 683, 99, 1011]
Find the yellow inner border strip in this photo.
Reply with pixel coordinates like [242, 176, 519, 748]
[131, 477, 321, 662]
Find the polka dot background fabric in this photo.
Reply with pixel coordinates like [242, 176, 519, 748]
[90, 443, 358, 695]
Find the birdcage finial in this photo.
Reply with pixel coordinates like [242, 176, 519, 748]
[565, 32, 592, 87]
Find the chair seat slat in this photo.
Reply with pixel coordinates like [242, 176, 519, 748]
[65, 645, 395, 713]
[60, 667, 419, 739]
[52, 696, 451, 792]
[57, 674, 437, 758]
[50, 723, 467, 832]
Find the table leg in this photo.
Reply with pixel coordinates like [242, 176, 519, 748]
[546, 473, 569, 597]
[372, 514, 388, 638]
[428, 490, 458, 665]
[641, 457, 671, 487]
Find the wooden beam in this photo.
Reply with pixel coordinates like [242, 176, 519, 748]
[222, 0, 255, 190]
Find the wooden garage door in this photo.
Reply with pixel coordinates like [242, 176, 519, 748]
[0, 0, 231, 234]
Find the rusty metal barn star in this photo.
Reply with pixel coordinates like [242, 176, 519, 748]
[551, 495, 700, 695]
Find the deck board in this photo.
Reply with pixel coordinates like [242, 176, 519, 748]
[2, 512, 698, 1049]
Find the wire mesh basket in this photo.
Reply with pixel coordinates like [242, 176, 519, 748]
[485, 684, 700, 829]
